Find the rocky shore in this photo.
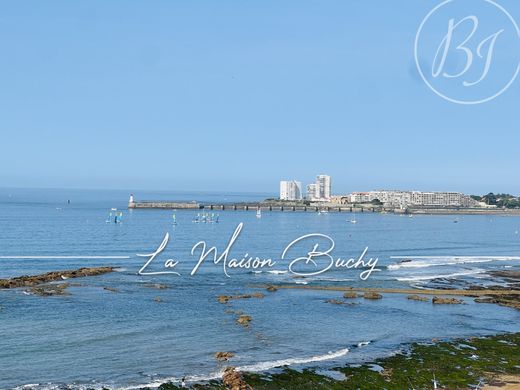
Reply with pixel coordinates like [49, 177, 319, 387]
[0, 267, 114, 289]
[256, 284, 520, 310]
[152, 333, 519, 389]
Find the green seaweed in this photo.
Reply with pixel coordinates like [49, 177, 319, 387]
[147, 333, 520, 389]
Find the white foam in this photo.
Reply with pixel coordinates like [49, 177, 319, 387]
[236, 347, 350, 372]
[267, 270, 287, 274]
[387, 256, 520, 270]
[396, 269, 485, 282]
[119, 347, 349, 389]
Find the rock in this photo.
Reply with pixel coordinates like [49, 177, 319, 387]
[0, 267, 114, 289]
[266, 285, 278, 292]
[363, 292, 383, 300]
[407, 294, 428, 302]
[218, 295, 232, 304]
[326, 299, 345, 305]
[215, 351, 235, 361]
[222, 366, 252, 390]
[28, 283, 70, 296]
[217, 293, 265, 304]
[381, 367, 393, 379]
[143, 283, 169, 290]
[432, 297, 463, 304]
[236, 315, 252, 327]
[475, 295, 520, 310]
[343, 292, 359, 299]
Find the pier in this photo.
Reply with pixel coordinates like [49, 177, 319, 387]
[127, 197, 520, 215]
[128, 199, 381, 213]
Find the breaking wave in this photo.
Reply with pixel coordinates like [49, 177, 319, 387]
[387, 256, 520, 270]
[396, 269, 486, 282]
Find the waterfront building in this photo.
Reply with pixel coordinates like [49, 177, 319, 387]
[316, 174, 332, 201]
[347, 190, 478, 208]
[280, 180, 303, 200]
[306, 183, 318, 201]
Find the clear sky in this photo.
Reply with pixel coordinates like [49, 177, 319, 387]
[0, 0, 518, 195]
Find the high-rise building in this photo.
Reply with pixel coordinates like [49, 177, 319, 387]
[279, 180, 302, 200]
[304, 174, 332, 201]
[306, 183, 318, 201]
[316, 175, 331, 200]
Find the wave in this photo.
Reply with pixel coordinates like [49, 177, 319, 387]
[387, 256, 520, 270]
[312, 277, 355, 282]
[267, 270, 288, 275]
[119, 348, 349, 390]
[396, 269, 485, 282]
[236, 347, 350, 372]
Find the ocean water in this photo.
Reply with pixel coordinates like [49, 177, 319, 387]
[0, 188, 519, 389]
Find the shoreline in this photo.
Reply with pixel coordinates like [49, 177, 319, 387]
[144, 332, 520, 389]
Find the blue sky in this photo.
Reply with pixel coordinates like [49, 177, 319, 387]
[0, 0, 518, 195]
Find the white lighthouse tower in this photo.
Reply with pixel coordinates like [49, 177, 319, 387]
[129, 193, 135, 207]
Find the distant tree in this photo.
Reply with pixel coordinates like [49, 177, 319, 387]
[482, 193, 497, 205]
[470, 195, 481, 201]
[371, 198, 383, 206]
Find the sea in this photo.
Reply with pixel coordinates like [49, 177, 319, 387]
[0, 188, 519, 389]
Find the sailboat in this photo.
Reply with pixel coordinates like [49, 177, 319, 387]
[256, 207, 262, 218]
[172, 213, 177, 226]
[348, 213, 357, 224]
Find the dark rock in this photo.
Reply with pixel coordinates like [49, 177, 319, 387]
[222, 367, 252, 390]
[215, 351, 235, 361]
[0, 267, 114, 289]
[28, 283, 70, 296]
[363, 292, 383, 300]
[236, 315, 252, 327]
[432, 297, 463, 304]
[143, 283, 169, 290]
[217, 293, 264, 304]
[407, 294, 428, 302]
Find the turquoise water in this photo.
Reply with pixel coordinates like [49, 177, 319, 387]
[0, 188, 519, 389]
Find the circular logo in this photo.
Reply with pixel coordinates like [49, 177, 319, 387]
[414, 0, 520, 104]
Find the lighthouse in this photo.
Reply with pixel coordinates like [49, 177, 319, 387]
[129, 193, 135, 207]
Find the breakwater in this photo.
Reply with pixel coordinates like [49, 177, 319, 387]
[128, 200, 520, 215]
[128, 200, 378, 212]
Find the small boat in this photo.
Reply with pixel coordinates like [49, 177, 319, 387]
[349, 219, 357, 224]
[256, 208, 262, 218]
[172, 213, 177, 226]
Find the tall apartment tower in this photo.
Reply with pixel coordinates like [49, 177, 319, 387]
[316, 174, 331, 200]
[306, 183, 318, 201]
[280, 180, 303, 200]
